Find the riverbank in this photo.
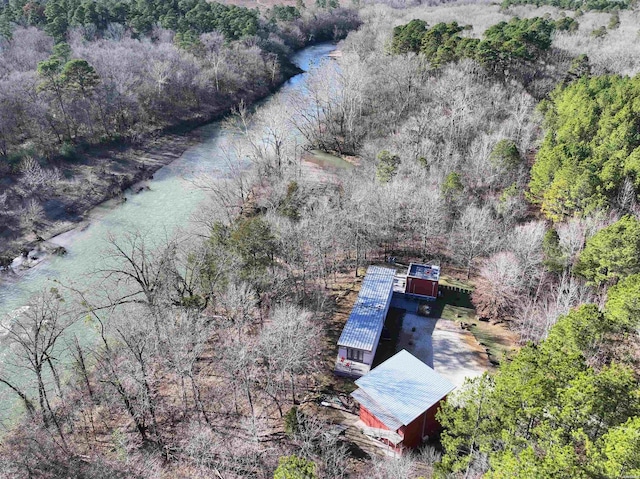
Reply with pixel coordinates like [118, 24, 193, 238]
[0, 58, 306, 269]
[0, 43, 343, 433]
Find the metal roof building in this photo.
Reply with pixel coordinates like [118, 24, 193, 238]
[404, 263, 441, 299]
[337, 266, 396, 351]
[351, 350, 455, 451]
[408, 263, 440, 282]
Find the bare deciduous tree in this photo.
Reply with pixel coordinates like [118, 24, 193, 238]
[19, 198, 45, 232]
[472, 252, 524, 321]
[449, 204, 499, 278]
[259, 305, 319, 410]
[0, 288, 78, 446]
[507, 221, 545, 290]
[515, 272, 594, 343]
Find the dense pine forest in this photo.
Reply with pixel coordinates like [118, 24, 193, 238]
[1, 0, 640, 478]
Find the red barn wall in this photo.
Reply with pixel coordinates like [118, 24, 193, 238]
[398, 421, 420, 449]
[359, 400, 446, 451]
[405, 278, 438, 297]
[400, 399, 444, 448]
[359, 405, 390, 431]
[422, 399, 443, 437]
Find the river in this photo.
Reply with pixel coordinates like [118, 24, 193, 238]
[0, 42, 346, 421]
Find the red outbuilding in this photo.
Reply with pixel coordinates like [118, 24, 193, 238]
[351, 350, 455, 453]
[404, 263, 440, 299]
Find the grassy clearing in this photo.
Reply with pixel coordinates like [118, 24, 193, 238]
[431, 284, 476, 321]
[439, 274, 474, 291]
[430, 282, 518, 366]
[467, 320, 519, 365]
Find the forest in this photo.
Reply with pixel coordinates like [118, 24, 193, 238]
[0, 0, 358, 261]
[0, 0, 359, 160]
[1, 0, 640, 478]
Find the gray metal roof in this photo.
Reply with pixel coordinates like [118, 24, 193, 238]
[354, 350, 455, 426]
[337, 266, 396, 351]
[351, 388, 403, 431]
[408, 263, 440, 281]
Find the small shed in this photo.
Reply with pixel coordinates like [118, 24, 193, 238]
[351, 350, 455, 452]
[335, 266, 396, 378]
[404, 263, 440, 299]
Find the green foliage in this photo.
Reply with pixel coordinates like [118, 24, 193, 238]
[60, 59, 101, 93]
[574, 216, 640, 285]
[591, 26, 607, 38]
[37, 57, 64, 82]
[587, 417, 640, 478]
[59, 141, 78, 160]
[270, 5, 301, 22]
[391, 17, 556, 77]
[565, 54, 591, 83]
[496, 182, 521, 215]
[555, 16, 579, 32]
[544, 304, 610, 357]
[52, 42, 72, 62]
[278, 181, 301, 221]
[489, 139, 521, 170]
[390, 19, 428, 54]
[0, 11, 12, 39]
[477, 17, 556, 75]
[283, 406, 299, 436]
[607, 12, 620, 29]
[38, 51, 91, 90]
[44, 0, 70, 41]
[375, 150, 400, 183]
[500, 0, 628, 12]
[542, 227, 565, 273]
[202, 214, 289, 291]
[229, 216, 278, 278]
[1, 0, 261, 41]
[529, 75, 640, 220]
[34, 53, 101, 144]
[605, 273, 640, 330]
[438, 304, 640, 477]
[174, 30, 200, 50]
[438, 374, 496, 473]
[442, 171, 463, 198]
[273, 455, 317, 479]
[419, 21, 467, 68]
[487, 444, 585, 478]
[202, 222, 234, 291]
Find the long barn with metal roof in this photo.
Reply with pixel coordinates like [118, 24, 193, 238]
[334, 266, 396, 377]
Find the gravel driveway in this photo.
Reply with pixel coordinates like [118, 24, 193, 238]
[397, 312, 489, 387]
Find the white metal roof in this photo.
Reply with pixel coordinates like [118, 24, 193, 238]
[408, 263, 440, 282]
[337, 266, 396, 351]
[354, 350, 455, 426]
[352, 388, 403, 431]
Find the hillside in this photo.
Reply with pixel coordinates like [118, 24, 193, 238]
[1, 0, 640, 478]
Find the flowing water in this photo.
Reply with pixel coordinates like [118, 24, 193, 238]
[0, 42, 348, 419]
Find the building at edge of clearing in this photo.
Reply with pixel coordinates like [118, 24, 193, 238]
[334, 263, 440, 378]
[404, 263, 440, 299]
[335, 266, 396, 378]
[351, 349, 455, 453]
